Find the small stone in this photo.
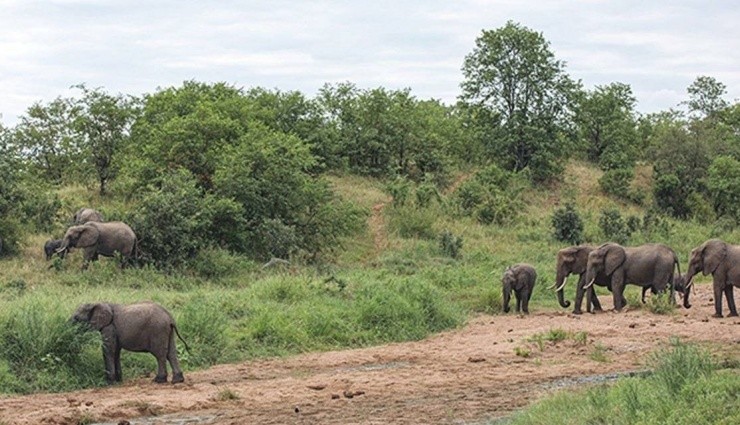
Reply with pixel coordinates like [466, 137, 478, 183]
[331, 394, 340, 400]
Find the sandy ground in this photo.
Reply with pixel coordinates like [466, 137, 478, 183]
[0, 284, 738, 425]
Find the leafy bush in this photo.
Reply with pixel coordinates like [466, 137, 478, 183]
[439, 230, 463, 259]
[599, 167, 634, 200]
[551, 203, 584, 244]
[454, 164, 522, 225]
[388, 205, 437, 239]
[598, 208, 632, 244]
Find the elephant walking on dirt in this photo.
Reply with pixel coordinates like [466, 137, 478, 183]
[503, 263, 537, 314]
[71, 302, 188, 384]
[58, 221, 137, 269]
[683, 239, 740, 317]
[584, 243, 681, 311]
[553, 245, 625, 314]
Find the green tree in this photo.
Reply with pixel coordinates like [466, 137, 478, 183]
[0, 128, 24, 255]
[686, 75, 728, 119]
[12, 97, 82, 183]
[460, 21, 579, 181]
[706, 156, 740, 221]
[576, 82, 639, 170]
[72, 85, 139, 195]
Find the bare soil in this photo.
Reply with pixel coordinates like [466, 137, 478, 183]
[1, 285, 738, 425]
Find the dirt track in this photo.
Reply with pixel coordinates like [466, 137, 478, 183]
[0, 284, 738, 425]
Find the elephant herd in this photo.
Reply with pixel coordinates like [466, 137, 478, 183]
[503, 240, 740, 318]
[45, 208, 138, 269]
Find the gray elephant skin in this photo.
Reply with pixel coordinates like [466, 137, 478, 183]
[44, 239, 66, 261]
[553, 245, 625, 314]
[584, 243, 680, 311]
[684, 239, 740, 317]
[59, 221, 137, 268]
[73, 208, 104, 225]
[503, 263, 537, 314]
[71, 301, 188, 384]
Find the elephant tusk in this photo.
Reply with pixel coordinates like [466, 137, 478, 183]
[583, 278, 595, 289]
[554, 276, 568, 292]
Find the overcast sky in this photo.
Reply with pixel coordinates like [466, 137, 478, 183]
[1, 0, 738, 125]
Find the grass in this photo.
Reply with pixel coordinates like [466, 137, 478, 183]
[504, 340, 740, 425]
[0, 161, 738, 396]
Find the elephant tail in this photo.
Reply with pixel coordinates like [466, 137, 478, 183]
[172, 324, 191, 354]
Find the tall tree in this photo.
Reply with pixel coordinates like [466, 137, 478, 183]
[686, 76, 728, 119]
[460, 21, 579, 181]
[73, 85, 139, 195]
[576, 82, 639, 170]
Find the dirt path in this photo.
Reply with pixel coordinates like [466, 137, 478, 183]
[1, 285, 738, 425]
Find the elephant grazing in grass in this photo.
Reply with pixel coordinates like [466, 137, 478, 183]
[502, 263, 537, 314]
[684, 239, 740, 317]
[58, 221, 137, 269]
[71, 302, 188, 384]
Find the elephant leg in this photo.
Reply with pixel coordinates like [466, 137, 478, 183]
[168, 337, 184, 383]
[154, 353, 168, 383]
[102, 338, 118, 383]
[521, 289, 531, 314]
[725, 285, 738, 317]
[514, 291, 522, 313]
[114, 346, 123, 382]
[572, 276, 586, 315]
[712, 278, 724, 318]
[590, 288, 603, 311]
[612, 275, 625, 311]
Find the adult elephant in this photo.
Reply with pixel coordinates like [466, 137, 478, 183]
[584, 243, 680, 311]
[553, 245, 624, 314]
[71, 302, 188, 383]
[73, 208, 104, 225]
[58, 221, 137, 269]
[684, 239, 740, 317]
[502, 263, 537, 314]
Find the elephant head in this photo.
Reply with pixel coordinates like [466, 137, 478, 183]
[502, 267, 516, 313]
[59, 225, 100, 252]
[585, 243, 625, 287]
[71, 303, 114, 331]
[684, 239, 727, 309]
[44, 239, 65, 260]
[553, 246, 591, 308]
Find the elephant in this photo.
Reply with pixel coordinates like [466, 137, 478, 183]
[584, 243, 681, 311]
[44, 239, 66, 261]
[684, 239, 740, 317]
[71, 301, 188, 384]
[73, 208, 104, 225]
[502, 263, 537, 314]
[553, 245, 625, 314]
[58, 221, 137, 269]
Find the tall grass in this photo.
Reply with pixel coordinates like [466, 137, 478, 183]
[504, 340, 739, 425]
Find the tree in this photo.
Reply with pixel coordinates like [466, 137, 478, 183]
[706, 156, 740, 222]
[12, 97, 82, 183]
[576, 82, 639, 170]
[686, 76, 728, 119]
[460, 21, 579, 181]
[72, 85, 139, 195]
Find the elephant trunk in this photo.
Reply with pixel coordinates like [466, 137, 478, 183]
[503, 285, 511, 313]
[555, 270, 571, 308]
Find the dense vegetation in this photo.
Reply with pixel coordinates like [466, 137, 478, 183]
[0, 21, 737, 421]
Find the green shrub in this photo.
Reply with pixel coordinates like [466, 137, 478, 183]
[598, 208, 632, 244]
[707, 155, 740, 222]
[439, 230, 463, 259]
[599, 167, 634, 199]
[551, 203, 584, 244]
[388, 205, 437, 239]
[646, 292, 675, 315]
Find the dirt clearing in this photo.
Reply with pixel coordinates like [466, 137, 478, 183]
[1, 284, 738, 425]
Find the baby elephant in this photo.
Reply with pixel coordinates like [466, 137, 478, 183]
[44, 239, 66, 261]
[502, 263, 537, 314]
[71, 302, 188, 384]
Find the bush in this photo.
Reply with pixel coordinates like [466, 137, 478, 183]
[599, 167, 634, 199]
[439, 230, 463, 259]
[454, 164, 522, 226]
[551, 203, 584, 244]
[707, 155, 740, 222]
[388, 205, 437, 239]
[598, 208, 632, 244]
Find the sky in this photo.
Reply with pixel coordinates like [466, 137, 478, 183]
[1, 0, 738, 125]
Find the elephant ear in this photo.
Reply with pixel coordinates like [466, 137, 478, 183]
[89, 304, 113, 330]
[604, 245, 626, 276]
[702, 240, 726, 275]
[77, 225, 100, 248]
[560, 247, 579, 264]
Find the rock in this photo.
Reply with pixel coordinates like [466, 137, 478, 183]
[628, 323, 637, 329]
[331, 394, 340, 400]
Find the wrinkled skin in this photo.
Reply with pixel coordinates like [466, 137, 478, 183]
[554, 246, 624, 314]
[59, 221, 137, 269]
[503, 263, 537, 314]
[44, 239, 66, 261]
[585, 243, 680, 311]
[71, 302, 187, 384]
[684, 239, 740, 317]
[73, 208, 104, 225]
